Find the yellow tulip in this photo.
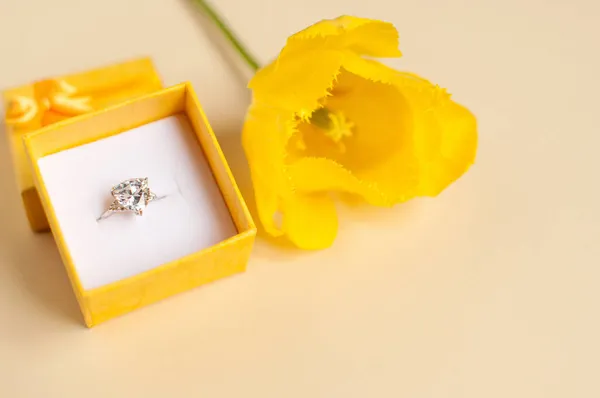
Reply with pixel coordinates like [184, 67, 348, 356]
[241, 16, 477, 249]
[191, 1, 477, 249]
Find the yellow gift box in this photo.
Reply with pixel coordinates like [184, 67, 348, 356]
[3, 57, 163, 232]
[23, 83, 256, 327]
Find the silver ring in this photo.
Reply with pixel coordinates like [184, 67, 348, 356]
[97, 178, 166, 222]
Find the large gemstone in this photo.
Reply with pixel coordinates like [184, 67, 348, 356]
[111, 178, 150, 215]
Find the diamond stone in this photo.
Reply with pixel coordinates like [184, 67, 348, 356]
[111, 178, 150, 215]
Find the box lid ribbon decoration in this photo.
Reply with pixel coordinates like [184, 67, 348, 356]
[6, 79, 93, 129]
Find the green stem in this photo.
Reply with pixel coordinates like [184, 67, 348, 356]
[191, 0, 261, 71]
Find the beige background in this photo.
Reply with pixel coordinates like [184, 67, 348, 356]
[1, 0, 598, 396]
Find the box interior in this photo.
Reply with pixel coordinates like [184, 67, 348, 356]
[37, 114, 237, 290]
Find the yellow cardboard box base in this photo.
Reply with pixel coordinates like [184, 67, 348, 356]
[24, 83, 256, 327]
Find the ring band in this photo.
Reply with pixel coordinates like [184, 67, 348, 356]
[97, 178, 165, 222]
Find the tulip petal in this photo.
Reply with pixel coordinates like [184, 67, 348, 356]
[249, 16, 401, 116]
[413, 99, 478, 196]
[288, 68, 419, 204]
[282, 192, 338, 250]
[242, 104, 296, 237]
[287, 157, 390, 206]
[249, 49, 344, 117]
[288, 16, 402, 58]
[343, 55, 477, 196]
[244, 104, 341, 249]
[388, 73, 477, 196]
